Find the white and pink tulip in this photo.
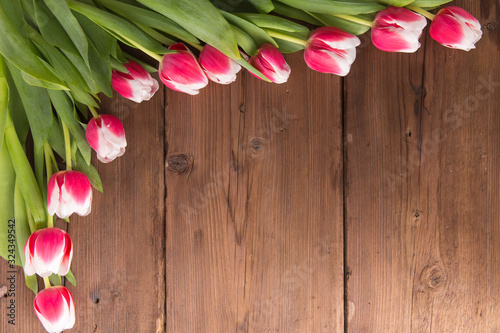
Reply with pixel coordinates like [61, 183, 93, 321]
[86, 114, 127, 163]
[111, 60, 159, 103]
[47, 171, 92, 219]
[199, 44, 242, 84]
[371, 6, 428, 53]
[159, 43, 209, 95]
[34, 286, 75, 333]
[24, 228, 73, 278]
[249, 43, 291, 84]
[304, 27, 361, 76]
[429, 6, 482, 51]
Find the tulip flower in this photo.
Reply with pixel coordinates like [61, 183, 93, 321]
[86, 114, 127, 163]
[111, 60, 159, 103]
[249, 44, 291, 84]
[304, 27, 361, 76]
[48, 171, 92, 219]
[429, 6, 482, 51]
[34, 286, 75, 333]
[24, 228, 73, 278]
[199, 45, 242, 84]
[159, 43, 209, 95]
[371, 7, 427, 53]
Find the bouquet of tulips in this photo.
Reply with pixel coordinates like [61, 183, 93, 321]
[0, 0, 482, 331]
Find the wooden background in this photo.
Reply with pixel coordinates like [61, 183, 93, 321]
[1, 0, 499, 332]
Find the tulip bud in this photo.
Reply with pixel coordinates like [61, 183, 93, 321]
[304, 27, 361, 76]
[199, 45, 242, 84]
[159, 43, 209, 95]
[249, 44, 291, 84]
[24, 228, 73, 278]
[34, 286, 75, 333]
[372, 7, 427, 53]
[47, 171, 92, 219]
[429, 6, 482, 51]
[86, 115, 127, 163]
[111, 60, 159, 103]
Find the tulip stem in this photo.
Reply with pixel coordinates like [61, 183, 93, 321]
[62, 121, 72, 171]
[264, 29, 308, 46]
[122, 35, 163, 62]
[407, 6, 436, 20]
[89, 106, 100, 119]
[43, 143, 55, 229]
[43, 277, 51, 288]
[334, 14, 374, 27]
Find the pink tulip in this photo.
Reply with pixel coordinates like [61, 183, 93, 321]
[199, 45, 242, 84]
[249, 44, 291, 84]
[34, 286, 75, 333]
[111, 60, 159, 103]
[24, 228, 73, 278]
[429, 6, 482, 51]
[372, 7, 427, 53]
[304, 27, 361, 76]
[86, 114, 127, 163]
[159, 43, 209, 95]
[47, 171, 92, 219]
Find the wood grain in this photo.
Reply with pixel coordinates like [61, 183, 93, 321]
[165, 54, 344, 333]
[345, 0, 500, 332]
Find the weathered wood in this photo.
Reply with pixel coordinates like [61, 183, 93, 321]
[165, 53, 344, 332]
[345, 0, 500, 331]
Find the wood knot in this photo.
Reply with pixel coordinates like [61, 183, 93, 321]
[249, 138, 265, 154]
[166, 154, 191, 174]
[420, 263, 447, 291]
[486, 22, 497, 30]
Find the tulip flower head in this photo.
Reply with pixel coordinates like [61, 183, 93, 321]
[372, 7, 427, 53]
[48, 171, 92, 219]
[429, 6, 482, 51]
[34, 286, 75, 333]
[304, 27, 361, 76]
[24, 228, 73, 278]
[86, 114, 127, 163]
[111, 60, 159, 103]
[199, 45, 242, 84]
[159, 43, 209, 95]
[249, 44, 291, 84]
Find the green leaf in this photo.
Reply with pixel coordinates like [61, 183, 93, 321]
[1, 0, 27, 38]
[378, 0, 415, 5]
[67, 1, 170, 55]
[272, 1, 323, 25]
[25, 274, 38, 294]
[123, 53, 158, 73]
[14, 181, 31, 267]
[3, 64, 29, 146]
[311, 13, 372, 35]
[21, 71, 68, 91]
[236, 58, 271, 82]
[138, 0, 240, 58]
[0, 56, 9, 151]
[409, 0, 452, 6]
[7, 64, 53, 146]
[235, 13, 309, 32]
[248, 0, 275, 13]
[43, 0, 89, 65]
[221, 10, 278, 48]
[86, 39, 113, 98]
[0, 143, 16, 264]
[49, 273, 62, 286]
[99, 0, 199, 46]
[65, 269, 77, 287]
[0, 5, 66, 89]
[276, 0, 385, 15]
[231, 25, 258, 56]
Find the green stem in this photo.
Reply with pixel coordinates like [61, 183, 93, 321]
[334, 14, 374, 27]
[43, 277, 51, 289]
[43, 143, 54, 228]
[89, 106, 100, 119]
[407, 6, 436, 20]
[26, 205, 36, 234]
[62, 121, 72, 171]
[264, 29, 308, 46]
[122, 35, 163, 62]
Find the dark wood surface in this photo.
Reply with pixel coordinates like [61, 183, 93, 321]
[1, 0, 499, 331]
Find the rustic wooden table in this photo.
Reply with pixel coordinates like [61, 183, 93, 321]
[2, 0, 499, 332]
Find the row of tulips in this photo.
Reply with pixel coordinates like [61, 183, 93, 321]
[0, 0, 483, 332]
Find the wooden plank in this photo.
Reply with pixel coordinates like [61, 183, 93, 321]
[346, 0, 500, 331]
[165, 53, 344, 332]
[67, 76, 166, 333]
